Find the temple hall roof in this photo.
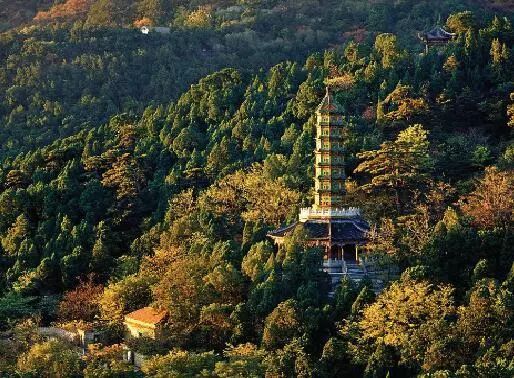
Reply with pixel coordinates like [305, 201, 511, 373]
[268, 217, 369, 243]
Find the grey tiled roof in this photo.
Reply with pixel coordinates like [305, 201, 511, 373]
[422, 26, 456, 40]
[268, 217, 369, 242]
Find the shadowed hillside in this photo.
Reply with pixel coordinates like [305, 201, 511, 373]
[1, 0, 510, 157]
[0, 0, 51, 31]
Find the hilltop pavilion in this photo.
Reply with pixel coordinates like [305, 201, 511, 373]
[418, 26, 456, 53]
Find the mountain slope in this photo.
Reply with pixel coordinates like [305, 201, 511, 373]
[1, 1, 508, 158]
[34, 0, 95, 23]
[0, 0, 51, 31]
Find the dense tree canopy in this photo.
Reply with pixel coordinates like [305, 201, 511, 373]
[0, 4, 513, 377]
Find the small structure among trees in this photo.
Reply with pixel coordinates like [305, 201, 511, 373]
[418, 26, 456, 53]
[140, 26, 171, 34]
[124, 307, 168, 340]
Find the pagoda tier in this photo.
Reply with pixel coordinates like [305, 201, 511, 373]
[313, 87, 346, 210]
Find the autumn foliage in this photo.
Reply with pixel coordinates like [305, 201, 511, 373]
[34, 0, 95, 22]
[57, 276, 103, 322]
[461, 167, 514, 230]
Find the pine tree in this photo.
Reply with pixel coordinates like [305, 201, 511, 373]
[355, 125, 433, 211]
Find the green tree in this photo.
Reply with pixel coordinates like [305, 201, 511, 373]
[474, 340, 514, 377]
[242, 241, 274, 282]
[214, 343, 265, 377]
[262, 299, 302, 350]
[381, 84, 429, 126]
[16, 340, 82, 378]
[152, 255, 213, 344]
[263, 339, 313, 378]
[447, 11, 477, 34]
[351, 284, 376, 318]
[136, 0, 169, 25]
[142, 350, 220, 377]
[508, 93, 514, 129]
[457, 279, 513, 353]
[87, 0, 134, 26]
[83, 344, 139, 378]
[99, 274, 155, 322]
[374, 34, 405, 69]
[355, 125, 433, 211]
[0, 293, 37, 327]
[1, 214, 30, 256]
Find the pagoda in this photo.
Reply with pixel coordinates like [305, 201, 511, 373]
[268, 87, 369, 283]
[418, 26, 456, 53]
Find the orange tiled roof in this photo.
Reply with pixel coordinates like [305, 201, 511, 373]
[124, 307, 167, 325]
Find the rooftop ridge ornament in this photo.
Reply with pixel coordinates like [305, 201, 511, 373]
[316, 85, 343, 115]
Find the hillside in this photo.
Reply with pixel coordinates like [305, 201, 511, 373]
[479, 0, 514, 12]
[2, 1, 512, 31]
[0, 0, 51, 31]
[0, 0, 509, 158]
[0, 4, 513, 378]
[33, 0, 95, 23]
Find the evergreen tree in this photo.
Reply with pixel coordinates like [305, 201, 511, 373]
[355, 125, 433, 211]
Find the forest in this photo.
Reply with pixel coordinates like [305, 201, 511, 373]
[0, 0, 505, 157]
[0, 1, 513, 377]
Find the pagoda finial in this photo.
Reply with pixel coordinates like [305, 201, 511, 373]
[316, 85, 343, 114]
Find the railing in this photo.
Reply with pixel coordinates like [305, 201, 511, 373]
[316, 120, 344, 126]
[314, 147, 345, 153]
[316, 161, 344, 167]
[317, 175, 346, 180]
[323, 259, 348, 274]
[323, 260, 343, 268]
[299, 207, 361, 221]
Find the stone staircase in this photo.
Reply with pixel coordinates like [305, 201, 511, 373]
[346, 261, 385, 294]
[324, 259, 386, 297]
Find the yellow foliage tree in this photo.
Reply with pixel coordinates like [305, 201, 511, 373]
[99, 274, 155, 322]
[199, 164, 301, 227]
[16, 340, 82, 378]
[355, 278, 456, 369]
[262, 299, 301, 350]
[460, 166, 513, 230]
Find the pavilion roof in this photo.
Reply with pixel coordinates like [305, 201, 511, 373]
[421, 26, 456, 41]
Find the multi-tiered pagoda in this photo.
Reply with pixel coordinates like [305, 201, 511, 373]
[268, 87, 369, 282]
